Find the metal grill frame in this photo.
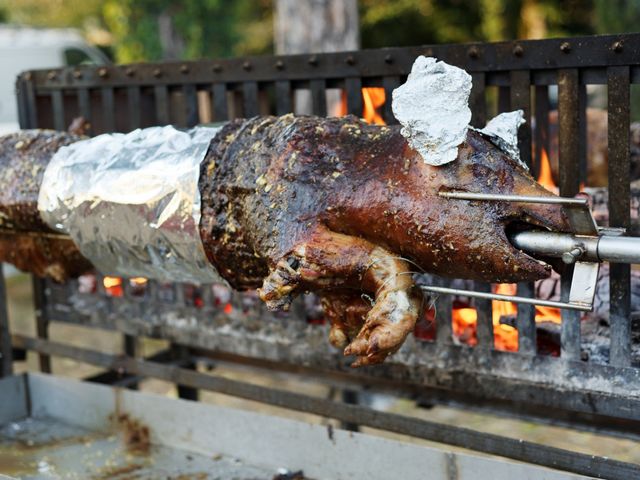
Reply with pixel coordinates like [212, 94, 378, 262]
[1, 32, 640, 479]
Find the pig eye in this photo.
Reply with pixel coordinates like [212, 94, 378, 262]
[287, 257, 300, 270]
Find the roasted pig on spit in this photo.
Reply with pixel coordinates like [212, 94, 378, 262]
[0, 114, 569, 366]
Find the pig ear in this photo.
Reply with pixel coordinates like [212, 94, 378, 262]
[391, 56, 472, 167]
[474, 110, 528, 170]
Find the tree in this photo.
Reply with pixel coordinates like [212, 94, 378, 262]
[102, 0, 272, 62]
[274, 0, 359, 54]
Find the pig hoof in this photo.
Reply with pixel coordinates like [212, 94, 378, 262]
[344, 288, 422, 367]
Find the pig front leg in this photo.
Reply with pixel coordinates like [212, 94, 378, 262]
[258, 227, 423, 366]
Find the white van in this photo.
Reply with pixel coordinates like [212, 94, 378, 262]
[0, 26, 109, 134]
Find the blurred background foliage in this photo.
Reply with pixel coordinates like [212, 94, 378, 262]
[0, 0, 639, 62]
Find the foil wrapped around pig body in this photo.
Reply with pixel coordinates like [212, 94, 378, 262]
[38, 125, 223, 284]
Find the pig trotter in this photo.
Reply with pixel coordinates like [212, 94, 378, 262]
[344, 247, 423, 367]
[258, 227, 423, 366]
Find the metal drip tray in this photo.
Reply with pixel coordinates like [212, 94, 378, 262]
[0, 374, 590, 480]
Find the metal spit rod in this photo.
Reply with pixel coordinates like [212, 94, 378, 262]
[439, 190, 640, 265]
[419, 285, 592, 311]
[510, 230, 640, 265]
[434, 190, 640, 310]
[439, 191, 589, 206]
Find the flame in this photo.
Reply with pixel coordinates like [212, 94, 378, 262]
[536, 305, 562, 323]
[537, 149, 558, 193]
[334, 87, 386, 125]
[450, 282, 562, 352]
[130, 277, 148, 286]
[492, 284, 518, 351]
[361, 88, 386, 125]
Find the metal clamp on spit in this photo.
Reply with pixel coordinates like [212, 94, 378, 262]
[423, 191, 640, 312]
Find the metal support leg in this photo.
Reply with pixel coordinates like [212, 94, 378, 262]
[31, 276, 51, 373]
[123, 334, 138, 390]
[172, 343, 199, 401]
[341, 389, 360, 432]
[0, 264, 13, 377]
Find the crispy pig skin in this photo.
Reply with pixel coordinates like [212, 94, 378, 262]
[0, 130, 92, 281]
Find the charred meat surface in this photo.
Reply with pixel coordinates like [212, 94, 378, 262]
[0, 130, 92, 281]
[199, 114, 570, 365]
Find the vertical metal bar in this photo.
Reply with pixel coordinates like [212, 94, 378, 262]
[77, 88, 92, 135]
[578, 84, 588, 185]
[474, 283, 494, 349]
[183, 84, 198, 127]
[511, 71, 536, 355]
[171, 344, 199, 401]
[15, 78, 29, 130]
[32, 277, 51, 373]
[212, 83, 228, 121]
[558, 69, 581, 361]
[510, 71, 532, 167]
[275, 80, 293, 115]
[498, 86, 510, 114]
[0, 264, 13, 377]
[123, 334, 138, 390]
[24, 75, 38, 128]
[515, 282, 536, 353]
[310, 79, 327, 117]
[154, 85, 170, 125]
[608, 65, 631, 367]
[101, 87, 115, 132]
[242, 81, 259, 117]
[127, 86, 141, 130]
[345, 77, 363, 116]
[341, 389, 360, 431]
[51, 90, 65, 131]
[435, 277, 453, 345]
[470, 73, 486, 128]
[382, 76, 400, 125]
[534, 85, 550, 180]
[470, 72, 493, 349]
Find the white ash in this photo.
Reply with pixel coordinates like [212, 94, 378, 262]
[476, 110, 528, 169]
[392, 56, 472, 166]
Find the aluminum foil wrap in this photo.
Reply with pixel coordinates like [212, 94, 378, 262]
[37, 125, 224, 284]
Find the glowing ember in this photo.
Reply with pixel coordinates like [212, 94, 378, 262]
[103, 276, 123, 297]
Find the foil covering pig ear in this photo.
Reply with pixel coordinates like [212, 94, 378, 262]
[475, 110, 528, 170]
[392, 56, 527, 168]
[391, 56, 472, 166]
